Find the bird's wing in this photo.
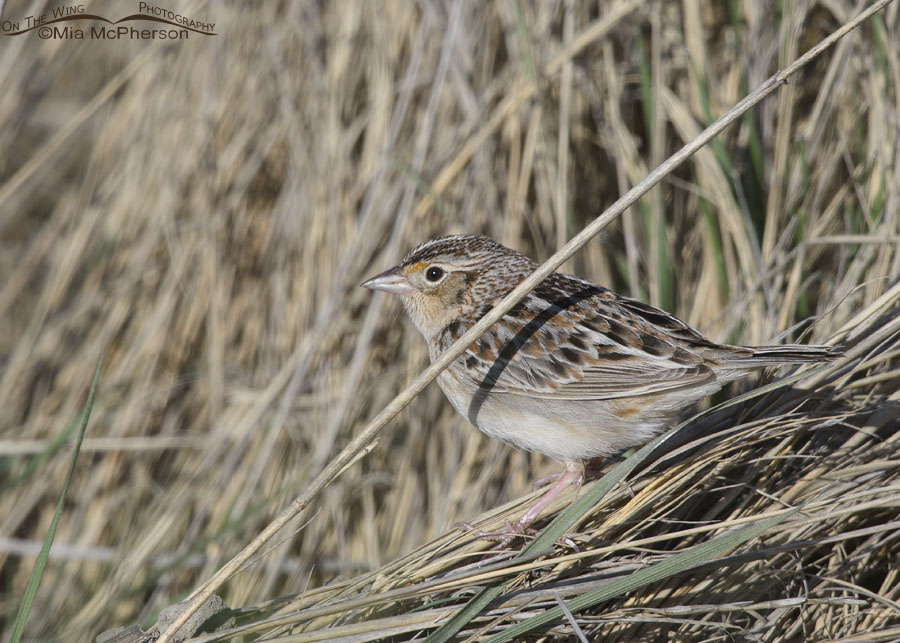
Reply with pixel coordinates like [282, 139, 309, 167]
[457, 275, 719, 400]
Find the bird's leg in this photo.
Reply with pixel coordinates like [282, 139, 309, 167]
[515, 461, 583, 531]
[532, 456, 609, 490]
[457, 461, 584, 546]
[531, 471, 565, 491]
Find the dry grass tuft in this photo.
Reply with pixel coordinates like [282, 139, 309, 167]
[1, 1, 898, 641]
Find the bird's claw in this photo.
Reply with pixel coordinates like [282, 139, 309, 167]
[455, 520, 538, 548]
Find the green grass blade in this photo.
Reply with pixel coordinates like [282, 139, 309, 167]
[9, 355, 103, 643]
[701, 200, 730, 301]
[484, 507, 798, 642]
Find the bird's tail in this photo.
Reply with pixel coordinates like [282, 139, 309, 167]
[723, 344, 843, 367]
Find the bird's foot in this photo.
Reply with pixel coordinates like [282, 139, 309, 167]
[456, 464, 585, 549]
[455, 520, 537, 548]
[455, 520, 580, 551]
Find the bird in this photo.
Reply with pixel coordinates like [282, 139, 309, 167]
[362, 234, 840, 541]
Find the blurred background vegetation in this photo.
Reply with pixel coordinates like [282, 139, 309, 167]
[1, 1, 898, 640]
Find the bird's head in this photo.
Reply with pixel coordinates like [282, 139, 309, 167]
[362, 234, 535, 340]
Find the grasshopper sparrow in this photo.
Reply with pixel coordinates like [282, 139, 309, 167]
[363, 234, 839, 539]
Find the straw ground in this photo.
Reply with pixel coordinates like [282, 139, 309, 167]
[1, 1, 899, 641]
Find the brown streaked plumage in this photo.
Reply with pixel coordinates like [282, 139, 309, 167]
[363, 234, 841, 541]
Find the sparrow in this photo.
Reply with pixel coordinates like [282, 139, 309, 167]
[363, 234, 840, 539]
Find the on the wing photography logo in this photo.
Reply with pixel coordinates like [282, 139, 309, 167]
[1, 3, 216, 40]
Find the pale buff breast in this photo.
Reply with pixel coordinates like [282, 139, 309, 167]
[435, 367, 703, 463]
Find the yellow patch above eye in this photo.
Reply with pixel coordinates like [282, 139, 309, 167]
[407, 261, 428, 273]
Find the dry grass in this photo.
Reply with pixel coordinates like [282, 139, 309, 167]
[1, 1, 898, 641]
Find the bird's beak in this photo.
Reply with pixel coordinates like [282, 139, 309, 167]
[361, 266, 418, 296]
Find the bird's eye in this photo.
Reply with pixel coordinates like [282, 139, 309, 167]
[425, 266, 445, 282]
